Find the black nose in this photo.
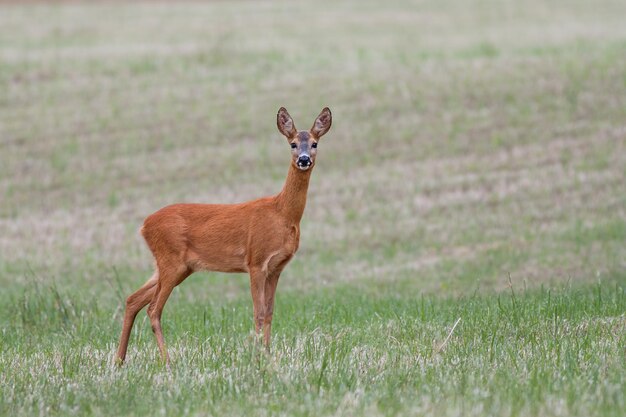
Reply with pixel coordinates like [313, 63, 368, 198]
[297, 155, 311, 166]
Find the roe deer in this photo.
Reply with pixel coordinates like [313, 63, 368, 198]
[116, 107, 332, 364]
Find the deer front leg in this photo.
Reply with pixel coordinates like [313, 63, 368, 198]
[263, 271, 281, 350]
[249, 268, 267, 337]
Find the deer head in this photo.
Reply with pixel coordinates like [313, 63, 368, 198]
[277, 107, 332, 171]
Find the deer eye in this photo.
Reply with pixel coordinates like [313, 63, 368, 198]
[290, 143, 297, 149]
[312, 142, 318, 148]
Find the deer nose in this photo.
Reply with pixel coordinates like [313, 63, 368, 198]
[297, 155, 311, 166]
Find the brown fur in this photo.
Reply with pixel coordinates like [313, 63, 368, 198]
[116, 107, 332, 364]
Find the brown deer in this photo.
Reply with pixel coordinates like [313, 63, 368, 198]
[116, 107, 332, 364]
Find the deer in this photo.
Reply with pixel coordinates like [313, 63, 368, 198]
[115, 107, 332, 365]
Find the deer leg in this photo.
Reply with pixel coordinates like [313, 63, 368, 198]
[147, 265, 189, 364]
[263, 271, 281, 350]
[116, 272, 158, 364]
[249, 268, 267, 338]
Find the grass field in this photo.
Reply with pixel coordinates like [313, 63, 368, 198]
[1, 1, 625, 416]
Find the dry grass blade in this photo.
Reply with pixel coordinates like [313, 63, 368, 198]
[434, 317, 462, 354]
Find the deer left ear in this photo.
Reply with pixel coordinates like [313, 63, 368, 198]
[311, 107, 332, 138]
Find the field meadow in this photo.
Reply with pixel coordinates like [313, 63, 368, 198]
[0, 1, 625, 416]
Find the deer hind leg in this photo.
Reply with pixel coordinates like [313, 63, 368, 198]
[147, 263, 190, 364]
[116, 272, 158, 364]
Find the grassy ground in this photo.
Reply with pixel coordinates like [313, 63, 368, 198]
[1, 1, 625, 416]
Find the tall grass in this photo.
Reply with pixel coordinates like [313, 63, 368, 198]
[2, 282, 624, 416]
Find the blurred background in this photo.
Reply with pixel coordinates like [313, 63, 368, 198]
[1, 0, 624, 298]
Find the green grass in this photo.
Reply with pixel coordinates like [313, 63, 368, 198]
[2, 281, 625, 417]
[1, 0, 625, 416]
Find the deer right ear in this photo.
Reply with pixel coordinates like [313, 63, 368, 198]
[277, 107, 297, 139]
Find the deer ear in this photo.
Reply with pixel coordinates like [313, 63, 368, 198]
[311, 107, 332, 138]
[277, 107, 297, 139]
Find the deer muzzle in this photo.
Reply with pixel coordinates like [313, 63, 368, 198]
[296, 154, 312, 170]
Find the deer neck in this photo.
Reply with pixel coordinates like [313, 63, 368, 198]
[276, 163, 313, 224]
